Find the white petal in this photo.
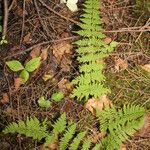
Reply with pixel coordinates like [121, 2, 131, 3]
[66, 2, 78, 12]
[60, 0, 67, 3]
[67, 0, 78, 4]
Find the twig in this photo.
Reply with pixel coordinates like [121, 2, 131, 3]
[104, 27, 150, 33]
[34, 0, 50, 38]
[2, 0, 8, 37]
[19, 0, 26, 47]
[8, 0, 16, 11]
[38, 0, 79, 25]
[135, 18, 150, 42]
[4, 36, 79, 59]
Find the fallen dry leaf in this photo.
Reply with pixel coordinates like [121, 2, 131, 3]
[30, 47, 41, 58]
[58, 78, 72, 95]
[102, 16, 109, 24]
[40, 46, 49, 61]
[60, 55, 72, 72]
[1, 93, 9, 104]
[119, 144, 127, 150]
[85, 95, 113, 115]
[42, 72, 52, 81]
[14, 77, 23, 90]
[112, 56, 128, 71]
[23, 33, 31, 43]
[52, 41, 73, 62]
[6, 107, 13, 113]
[140, 64, 150, 73]
[89, 131, 106, 143]
[15, 6, 23, 17]
[103, 37, 112, 44]
[40, 141, 58, 150]
[135, 113, 150, 138]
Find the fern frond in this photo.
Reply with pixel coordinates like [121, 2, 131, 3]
[71, 0, 117, 101]
[81, 139, 92, 150]
[92, 143, 101, 150]
[52, 113, 66, 134]
[96, 105, 145, 132]
[3, 117, 48, 141]
[59, 123, 77, 150]
[96, 105, 145, 150]
[72, 83, 110, 101]
[44, 114, 67, 146]
[69, 131, 86, 150]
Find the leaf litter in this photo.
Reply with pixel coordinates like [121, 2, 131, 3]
[1, 0, 150, 149]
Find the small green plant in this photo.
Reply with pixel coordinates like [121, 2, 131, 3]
[6, 57, 41, 83]
[96, 105, 145, 150]
[38, 96, 51, 108]
[71, 0, 117, 101]
[0, 36, 8, 45]
[51, 91, 64, 102]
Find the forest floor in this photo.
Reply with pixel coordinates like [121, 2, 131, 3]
[0, 0, 150, 149]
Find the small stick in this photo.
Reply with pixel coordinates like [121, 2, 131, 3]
[19, 0, 26, 47]
[4, 36, 79, 59]
[34, 0, 50, 37]
[8, 0, 16, 11]
[2, 0, 8, 37]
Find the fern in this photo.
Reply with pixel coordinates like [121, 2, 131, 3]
[3, 114, 93, 149]
[81, 139, 92, 150]
[59, 123, 77, 150]
[69, 131, 86, 150]
[92, 143, 101, 150]
[52, 113, 67, 134]
[96, 105, 145, 150]
[71, 0, 117, 101]
[3, 117, 48, 141]
[45, 113, 67, 146]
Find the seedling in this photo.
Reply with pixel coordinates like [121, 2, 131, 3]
[51, 91, 64, 102]
[0, 36, 8, 45]
[6, 57, 41, 83]
[38, 96, 51, 108]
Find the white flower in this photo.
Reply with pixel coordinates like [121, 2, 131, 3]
[60, 0, 78, 12]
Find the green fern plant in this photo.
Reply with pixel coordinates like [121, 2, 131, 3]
[71, 0, 117, 101]
[3, 114, 95, 150]
[96, 105, 145, 150]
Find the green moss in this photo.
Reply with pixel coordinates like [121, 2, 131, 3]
[106, 67, 150, 109]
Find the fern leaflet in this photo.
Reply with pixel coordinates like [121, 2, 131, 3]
[59, 123, 77, 150]
[3, 117, 48, 141]
[96, 105, 145, 150]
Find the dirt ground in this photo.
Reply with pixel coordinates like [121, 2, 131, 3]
[0, 0, 150, 149]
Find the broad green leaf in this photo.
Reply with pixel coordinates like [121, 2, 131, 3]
[6, 60, 24, 72]
[51, 91, 64, 102]
[25, 57, 41, 72]
[38, 96, 51, 108]
[20, 70, 29, 83]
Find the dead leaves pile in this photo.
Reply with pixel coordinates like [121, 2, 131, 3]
[52, 41, 73, 72]
[85, 95, 113, 115]
[58, 78, 72, 95]
[112, 56, 128, 72]
[140, 64, 150, 73]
